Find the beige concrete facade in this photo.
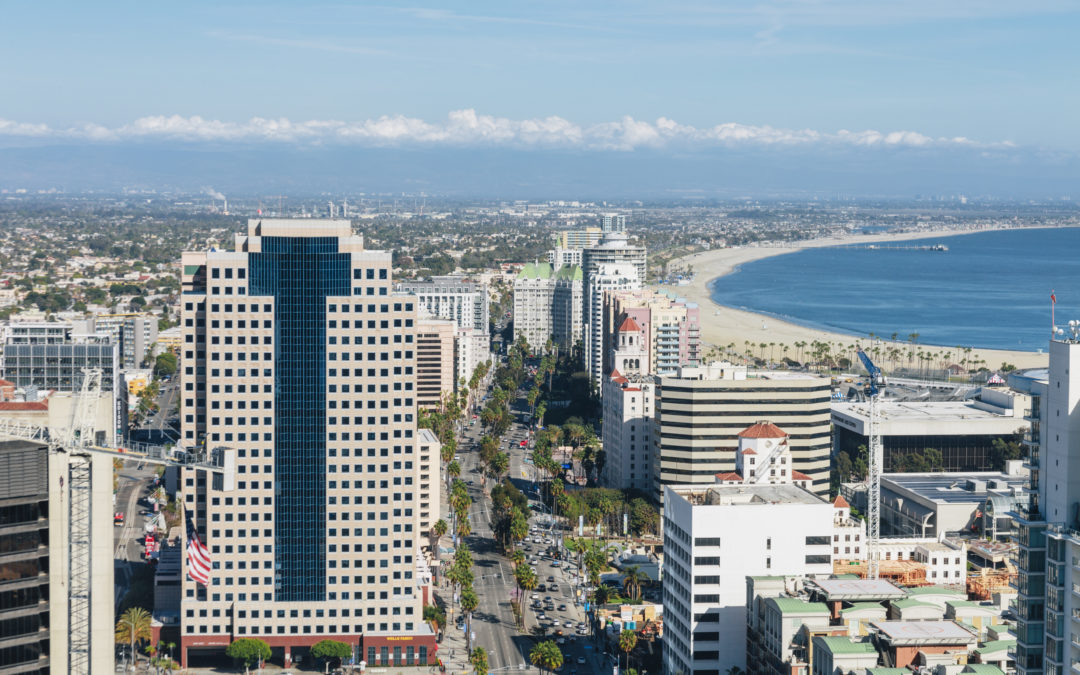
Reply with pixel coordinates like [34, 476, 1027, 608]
[655, 362, 831, 500]
[177, 219, 435, 668]
[416, 318, 456, 411]
[416, 428, 441, 535]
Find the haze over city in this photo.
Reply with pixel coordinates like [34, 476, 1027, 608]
[2, 2, 1078, 196]
[1, 3, 1079, 675]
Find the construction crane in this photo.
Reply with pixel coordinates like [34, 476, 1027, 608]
[856, 347, 887, 580]
[0, 370, 225, 674]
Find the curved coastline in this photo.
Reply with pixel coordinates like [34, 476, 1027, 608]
[661, 227, 1053, 370]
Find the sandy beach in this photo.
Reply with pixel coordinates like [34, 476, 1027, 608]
[663, 227, 1051, 371]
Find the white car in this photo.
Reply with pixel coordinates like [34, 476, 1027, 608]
[551, 620, 560, 627]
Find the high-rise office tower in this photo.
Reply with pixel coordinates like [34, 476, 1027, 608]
[177, 219, 435, 669]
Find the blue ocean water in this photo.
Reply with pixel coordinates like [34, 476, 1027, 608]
[708, 227, 1080, 352]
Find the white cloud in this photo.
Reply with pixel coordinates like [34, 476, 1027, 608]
[0, 110, 1016, 151]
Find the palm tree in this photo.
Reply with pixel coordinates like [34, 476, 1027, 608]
[115, 606, 153, 670]
[530, 640, 564, 675]
[431, 519, 448, 562]
[515, 563, 537, 624]
[619, 629, 638, 673]
[469, 646, 489, 675]
[593, 583, 613, 605]
[456, 512, 472, 539]
[460, 587, 479, 652]
[622, 565, 646, 600]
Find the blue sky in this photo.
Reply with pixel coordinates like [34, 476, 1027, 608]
[1, 1, 1078, 195]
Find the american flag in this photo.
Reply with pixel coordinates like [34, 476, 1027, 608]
[185, 506, 212, 586]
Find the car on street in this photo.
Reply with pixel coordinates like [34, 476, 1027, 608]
[549, 584, 559, 591]
[537, 584, 546, 592]
[551, 620, 560, 627]
[547, 575, 555, 582]
[558, 604, 567, 611]
[577, 657, 586, 665]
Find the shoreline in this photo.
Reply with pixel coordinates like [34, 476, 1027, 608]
[661, 226, 1055, 371]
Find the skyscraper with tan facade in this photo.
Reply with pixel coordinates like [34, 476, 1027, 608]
[177, 219, 435, 669]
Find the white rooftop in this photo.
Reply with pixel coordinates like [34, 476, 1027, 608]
[809, 578, 907, 600]
[670, 483, 825, 507]
[873, 620, 977, 644]
[832, 400, 1026, 436]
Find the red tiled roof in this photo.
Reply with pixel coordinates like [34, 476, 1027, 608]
[714, 472, 743, 482]
[792, 471, 812, 481]
[0, 401, 48, 411]
[0, 379, 15, 387]
[833, 495, 850, 508]
[741, 448, 757, 455]
[609, 369, 628, 385]
[737, 421, 787, 439]
[618, 316, 641, 332]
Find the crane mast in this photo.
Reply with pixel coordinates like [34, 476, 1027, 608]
[856, 348, 886, 580]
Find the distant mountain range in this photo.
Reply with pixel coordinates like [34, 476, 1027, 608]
[1, 142, 1077, 199]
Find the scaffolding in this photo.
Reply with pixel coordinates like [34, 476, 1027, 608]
[967, 568, 1016, 600]
[833, 558, 931, 587]
[67, 455, 92, 672]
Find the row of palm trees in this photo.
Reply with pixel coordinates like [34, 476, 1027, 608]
[708, 334, 996, 380]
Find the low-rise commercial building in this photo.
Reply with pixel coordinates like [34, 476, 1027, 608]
[880, 466, 1027, 539]
[831, 389, 1029, 472]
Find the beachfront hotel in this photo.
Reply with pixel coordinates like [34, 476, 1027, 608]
[177, 219, 436, 669]
[654, 362, 832, 500]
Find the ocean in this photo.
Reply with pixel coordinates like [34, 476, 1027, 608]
[707, 227, 1080, 352]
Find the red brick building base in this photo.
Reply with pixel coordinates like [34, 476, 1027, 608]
[180, 632, 438, 669]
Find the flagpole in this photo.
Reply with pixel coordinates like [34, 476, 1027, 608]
[1052, 289, 1056, 340]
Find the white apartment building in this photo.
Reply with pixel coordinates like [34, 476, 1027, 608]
[512, 262, 582, 353]
[92, 312, 159, 370]
[584, 262, 640, 389]
[395, 276, 489, 334]
[177, 220, 435, 669]
[454, 326, 489, 391]
[547, 247, 582, 270]
[601, 371, 655, 492]
[513, 262, 555, 351]
[663, 483, 835, 674]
